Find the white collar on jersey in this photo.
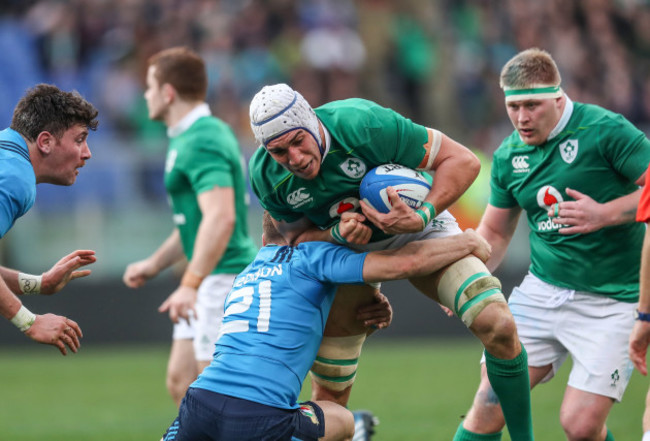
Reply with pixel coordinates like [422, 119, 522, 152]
[546, 95, 574, 141]
[167, 103, 212, 138]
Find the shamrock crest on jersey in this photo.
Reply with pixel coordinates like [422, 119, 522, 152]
[339, 157, 367, 179]
[559, 139, 579, 164]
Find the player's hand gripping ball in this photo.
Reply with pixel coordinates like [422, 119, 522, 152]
[360, 164, 431, 213]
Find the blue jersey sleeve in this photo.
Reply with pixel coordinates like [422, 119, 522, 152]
[295, 242, 367, 284]
[0, 164, 35, 238]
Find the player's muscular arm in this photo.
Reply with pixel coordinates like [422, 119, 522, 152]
[419, 130, 480, 215]
[186, 186, 235, 277]
[362, 229, 491, 282]
[477, 204, 521, 273]
[159, 186, 234, 323]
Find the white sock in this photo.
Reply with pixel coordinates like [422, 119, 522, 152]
[642, 430, 650, 441]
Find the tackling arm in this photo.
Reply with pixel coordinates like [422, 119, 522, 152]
[361, 229, 491, 283]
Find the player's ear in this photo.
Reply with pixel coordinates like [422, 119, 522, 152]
[35, 131, 54, 155]
[162, 83, 175, 104]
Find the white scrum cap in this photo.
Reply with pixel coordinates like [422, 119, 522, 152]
[249, 83, 323, 153]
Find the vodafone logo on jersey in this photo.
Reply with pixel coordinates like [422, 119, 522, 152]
[536, 185, 564, 231]
[329, 197, 360, 218]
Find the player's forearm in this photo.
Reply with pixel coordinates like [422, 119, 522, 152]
[184, 213, 234, 280]
[0, 266, 21, 295]
[403, 233, 483, 277]
[363, 233, 476, 282]
[601, 188, 642, 227]
[425, 155, 480, 215]
[149, 229, 186, 273]
[0, 278, 23, 320]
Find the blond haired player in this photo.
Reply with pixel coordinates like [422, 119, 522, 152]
[456, 48, 650, 441]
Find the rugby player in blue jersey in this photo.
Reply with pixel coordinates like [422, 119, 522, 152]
[0, 84, 98, 355]
[161, 212, 491, 441]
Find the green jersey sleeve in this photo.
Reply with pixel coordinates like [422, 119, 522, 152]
[598, 113, 650, 182]
[179, 131, 238, 194]
[488, 140, 520, 208]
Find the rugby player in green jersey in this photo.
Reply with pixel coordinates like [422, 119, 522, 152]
[123, 47, 258, 407]
[248, 83, 533, 440]
[456, 48, 650, 441]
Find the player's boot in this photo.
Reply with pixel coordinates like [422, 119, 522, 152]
[352, 410, 379, 441]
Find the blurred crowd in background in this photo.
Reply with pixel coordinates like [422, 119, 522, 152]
[1, 0, 650, 277]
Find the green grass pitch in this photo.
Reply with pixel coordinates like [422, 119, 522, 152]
[0, 339, 646, 440]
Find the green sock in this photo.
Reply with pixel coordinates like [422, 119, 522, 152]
[605, 428, 614, 441]
[453, 423, 502, 441]
[484, 345, 534, 441]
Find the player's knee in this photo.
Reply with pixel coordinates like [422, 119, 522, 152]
[437, 256, 507, 327]
[310, 334, 366, 392]
[479, 304, 518, 347]
[166, 372, 192, 403]
[561, 418, 604, 441]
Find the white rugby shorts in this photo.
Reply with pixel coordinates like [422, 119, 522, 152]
[508, 272, 636, 402]
[172, 273, 237, 361]
[349, 209, 462, 252]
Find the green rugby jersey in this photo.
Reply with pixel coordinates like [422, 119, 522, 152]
[249, 98, 430, 242]
[165, 116, 257, 274]
[490, 100, 650, 301]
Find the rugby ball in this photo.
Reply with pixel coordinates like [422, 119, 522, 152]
[360, 164, 431, 213]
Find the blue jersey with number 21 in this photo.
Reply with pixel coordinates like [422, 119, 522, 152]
[191, 241, 368, 410]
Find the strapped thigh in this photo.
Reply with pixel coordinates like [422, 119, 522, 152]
[310, 334, 366, 391]
[437, 255, 506, 327]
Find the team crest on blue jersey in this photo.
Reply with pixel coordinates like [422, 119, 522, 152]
[299, 404, 320, 425]
[559, 139, 578, 164]
[339, 158, 367, 179]
[329, 197, 360, 218]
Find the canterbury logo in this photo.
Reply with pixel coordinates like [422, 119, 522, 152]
[512, 155, 529, 171]
[287, 188, 311, 206]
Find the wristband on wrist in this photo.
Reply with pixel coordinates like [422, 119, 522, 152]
[420, 201, 436, 220]
[10, 305, 36, 332]
[635, 309, 650, 322]
[415, 209, 430, 230]
[180, 269, 205, 290]
[18, 273, 42, 295]
[330, 223, 348, 244]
